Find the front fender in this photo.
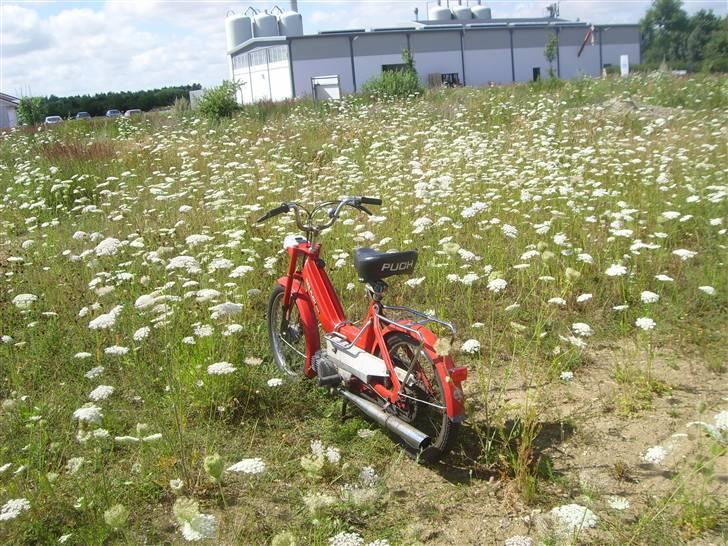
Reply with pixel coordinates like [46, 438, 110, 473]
[276, 276, 319, 378]
[382, 323, 466, 421]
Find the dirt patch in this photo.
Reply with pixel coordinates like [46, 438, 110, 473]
[381, 342, 727, 544]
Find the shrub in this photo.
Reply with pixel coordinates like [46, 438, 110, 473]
[360, 49, 423, 99]
[172, 96, 191, 117]
[361, 70, 423, 99]
[17, 97, 46, 126]
[197, 81, 239, 121]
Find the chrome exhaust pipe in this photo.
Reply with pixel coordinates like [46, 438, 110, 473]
[339, 389, 431, 451]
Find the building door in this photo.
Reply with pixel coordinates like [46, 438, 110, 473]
[532, 67, 541, 81]
[311, 75, 341, 101]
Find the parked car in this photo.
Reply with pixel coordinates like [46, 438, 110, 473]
[75, 112, 91, 121]
[44, 115, 63, 125]
[123, 109, 142, 117]
[105, 109, 121, 118]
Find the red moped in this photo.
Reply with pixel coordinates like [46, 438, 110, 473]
[256, 197, 467, 462]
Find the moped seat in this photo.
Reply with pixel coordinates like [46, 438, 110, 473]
[354, 248, 418, 283]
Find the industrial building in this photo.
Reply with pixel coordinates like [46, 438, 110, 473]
[225, 1, 640, 104]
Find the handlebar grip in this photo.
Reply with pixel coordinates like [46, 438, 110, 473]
[255, 203, 289, 223]
[360, 196, 382, 206]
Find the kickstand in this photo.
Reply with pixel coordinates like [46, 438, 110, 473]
[340, 398, 349, 422]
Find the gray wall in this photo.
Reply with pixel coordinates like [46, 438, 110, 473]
[284, 25, 640, 97]
[0, 101, 18, 129]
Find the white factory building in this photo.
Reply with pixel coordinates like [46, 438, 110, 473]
[225, 2, 640, 104]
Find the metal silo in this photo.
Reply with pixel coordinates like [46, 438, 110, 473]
[429, 6, 453, 21]
[452, 6, 473, 19]
[225, 13, 253, 51]
[253, 11, 279, 37]
[278, 10, 303, 36]
[472, 6, 492, 19]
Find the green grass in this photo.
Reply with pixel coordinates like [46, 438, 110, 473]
[1, 73, 727, 544]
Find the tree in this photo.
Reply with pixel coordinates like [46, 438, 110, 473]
[702, 27, 728, 72]
[640, 0, 690, 63]
[17, 97, 46, 126]
[687, 10, 721, 62]
[544, 33, 559, 78]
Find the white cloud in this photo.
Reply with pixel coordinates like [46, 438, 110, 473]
[1, 1, 228, 97]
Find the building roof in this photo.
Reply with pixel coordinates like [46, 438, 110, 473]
[0, 92, 20, 106]
[228, 16, 639, 56]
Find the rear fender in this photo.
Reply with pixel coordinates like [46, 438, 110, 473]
[276, 276, 319, 378]
[382, 323, 466, 421]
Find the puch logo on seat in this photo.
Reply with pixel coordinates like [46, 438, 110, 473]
[381, 261, 414, 273]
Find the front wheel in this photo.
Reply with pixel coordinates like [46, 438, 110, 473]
[381, 332, 459, 464]
[267, 285, 310, 377]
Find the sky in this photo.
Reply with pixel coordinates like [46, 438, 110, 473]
[1, 0, 725, 98]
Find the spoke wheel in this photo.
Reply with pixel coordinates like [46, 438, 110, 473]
[267, 285, 308, 377]
[380, 332, 458, 463]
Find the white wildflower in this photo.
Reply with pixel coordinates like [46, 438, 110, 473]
[640, 291, 659, 304]
[550, 503, 598, 531]
[0, 498, 30, 521]
[104, 345, 129, 356]
[642, 445, 667, 464]
[461, 339, 481, 354]
[73, 404, 103, 425]
[635, 317, 656, 331]
[605, 264, 627, 277]
[571, 323, 593, 337]
[88, 385, 114, 402]
[84, 366, 104, 379]
[207, 362, 236, 375]
[672, 248, 696, 261]
[133, 326, 150, 341]
[12, 293, 38, 310]
[607, 496, 630, 510]
[226, 458, 266, 475]
[487, 278, 507, 293]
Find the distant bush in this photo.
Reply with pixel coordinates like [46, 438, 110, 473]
[197, 81, 240, 121]
[17, 97, 46, 126]
[361, 70, 423, 99]
[172, 96, 191, 117]
[361, 48, 423, 99]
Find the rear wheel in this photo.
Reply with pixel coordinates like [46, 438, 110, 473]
[380, 332, 458, 463]
[267, 285, 309, 377]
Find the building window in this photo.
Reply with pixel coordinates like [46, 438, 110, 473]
[382, 64, 408, 72]
[532, 67, 541, 81]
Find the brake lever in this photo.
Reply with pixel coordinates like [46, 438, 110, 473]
[351, 203, 372, 215]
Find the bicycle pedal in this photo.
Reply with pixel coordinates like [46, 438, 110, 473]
[317, 373, 342, 387]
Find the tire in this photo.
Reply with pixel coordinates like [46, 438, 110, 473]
[380, 332, 459, 464]
[267, 285, 309, 378]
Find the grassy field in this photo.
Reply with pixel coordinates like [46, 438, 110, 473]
[1, 73, 727, 545]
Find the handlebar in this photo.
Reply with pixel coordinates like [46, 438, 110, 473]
[254, 196, 381, 236]
[254, 203, 290, 224]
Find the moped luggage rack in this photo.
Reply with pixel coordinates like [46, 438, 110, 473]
[381, 305, 457, 337]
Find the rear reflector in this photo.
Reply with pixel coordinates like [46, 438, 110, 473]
[450, 367, 468, 382]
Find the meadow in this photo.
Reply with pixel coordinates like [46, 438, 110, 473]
[1, 73, 726, 545]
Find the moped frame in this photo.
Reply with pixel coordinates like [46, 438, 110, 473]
[277, 240, 466, 421]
